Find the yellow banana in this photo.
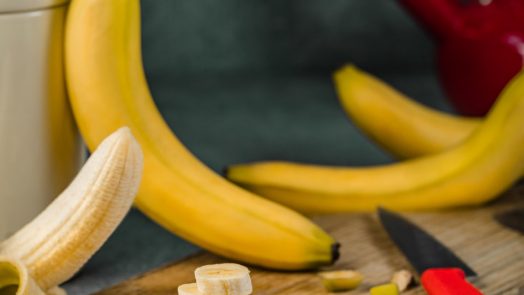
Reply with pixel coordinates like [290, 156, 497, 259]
[65, 0, 337, 270]
[227, 71, 524, 212]
[334, 65, 480, 158]
[0, 128, 143, 293]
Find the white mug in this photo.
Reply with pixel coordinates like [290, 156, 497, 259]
[0, 0, 83, 239]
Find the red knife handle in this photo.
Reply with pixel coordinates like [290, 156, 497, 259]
[421, 268, 482, 295]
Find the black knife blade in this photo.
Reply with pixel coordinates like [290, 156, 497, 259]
[378, 208, 477, 278]
[495, 208, 524, 234]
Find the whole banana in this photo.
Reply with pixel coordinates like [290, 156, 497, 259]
[0, 128, 143, 293]
[334, 65, 480, 158]
[227, 71, 524, 212]
[65, 0, 337, 270]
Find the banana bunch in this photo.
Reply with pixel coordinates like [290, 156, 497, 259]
[0, 128, 144, 294]
[227, 66, 524, 212]
[65, 0, 338, 270]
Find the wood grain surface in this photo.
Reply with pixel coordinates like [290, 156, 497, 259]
[98, 186, 524, 295]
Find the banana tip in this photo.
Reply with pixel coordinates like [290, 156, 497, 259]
[331, 242, 341, 264]
[222, 166, 230, 177]
[116, 126, 133, 138]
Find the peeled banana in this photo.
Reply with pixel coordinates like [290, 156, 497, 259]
[334, 65, 480, 158]
[227, 70, 524, 212]
[65, 0, 337, 270]
[195, 263, 252, 295]
[0, 128, 143, 293]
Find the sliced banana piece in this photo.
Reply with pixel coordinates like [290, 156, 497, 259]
[370, 283, 399, 295]
[178, 283, 201, 295]
[195, 263, 252, 295]
[319, 270, 363, 292]
[390, 270, 412, 292]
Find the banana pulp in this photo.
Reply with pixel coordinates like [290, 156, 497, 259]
[178, 283, 201, 295]
[178, 263, 252, 295]
[227, 70, 524, 212]
[0, 128, 143, 294]
[335, 65, 480, 158]
[65, 0, 337, 270]
[195, 263, 252, 295]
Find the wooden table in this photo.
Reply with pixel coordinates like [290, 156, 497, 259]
[98, 186, 524, 295]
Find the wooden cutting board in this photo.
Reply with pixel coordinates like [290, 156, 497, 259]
[97, 186, 524, 295]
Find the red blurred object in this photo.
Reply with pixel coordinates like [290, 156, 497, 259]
[399, 0, 524, 116]
[421, 268, 483, 295]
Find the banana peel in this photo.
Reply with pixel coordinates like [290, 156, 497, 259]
[0, 257, 45, 295]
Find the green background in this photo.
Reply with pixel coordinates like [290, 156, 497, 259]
[64, 0, 456, 293]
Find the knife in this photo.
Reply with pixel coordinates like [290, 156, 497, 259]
[495, 208, 524, 234]
[377, 208, 482, 295]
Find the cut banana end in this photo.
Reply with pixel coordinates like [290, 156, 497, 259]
[195, 263, 252, 295]
[178, 283, 201, 295]
[47, 287, 67, 295]
[370, 283, 399, 295]
[390, 270, 412, 292]
[0, 256, 45, 295]
[319, 270, 363, 292]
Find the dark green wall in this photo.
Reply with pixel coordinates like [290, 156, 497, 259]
[140, 0, 435, 77]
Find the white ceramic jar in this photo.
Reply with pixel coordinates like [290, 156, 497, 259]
[0, 0, 83, 238]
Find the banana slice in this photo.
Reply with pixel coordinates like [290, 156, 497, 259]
[390, 270, 412, 292]
[370, 283, 399, 295]
[319, 270, 363, 292]
[178, 283, 201, 295]
[195, 263, 252, 295]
